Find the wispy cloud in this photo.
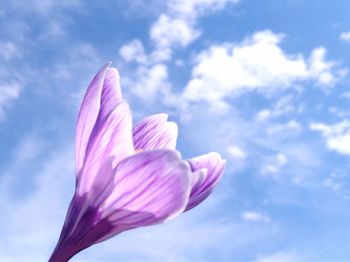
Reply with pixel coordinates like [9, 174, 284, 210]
[0, 137, 74, 261]
[241, 211, 271, 223]
[8, 0, 81, 15]
[340, 31, 350, 43]
[0, 81, 21, 120]
[256, 251, 299, 262]
[0, 42, 19, 61]
[227, 145, 246, 159]
[310, 120, 350, 155]
[261, 152, 288, 175]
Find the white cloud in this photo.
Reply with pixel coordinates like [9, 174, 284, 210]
[123, 64, 170, 103]
[119, 39, 173, 65]
[277, 153, 288, 165]
[341, 91, 350, 99]
[150, 14, 200, 49]
[256, 109, 272, 121]
[322, 171, 349, 199]
[340, 31, 350, 42]
[308, 47, 340, 86]
[162, 0, 239, 42]
[227, 145, 246, 158]
[147, 0, 238, 62]
[182, 31, 344, 109]
[310, 121, 350, 155]
[0, 42, 19, 60]
[14, 134, 44, 163]
[0, 81, 21, 119]
[119, 0, 239, 103]
[266, 120, 302, 136]
[261, 152, 288, 175]
[256, 251, 299, 262]
[284, 143, 320, 170]
[119, 39, 147, 64]
[167, 0, 239, 17]
[323, 177, 342, 192]
[10, 0, 81, 14]
[0, 142, 74, 261]
[39, 20, 68, 40]
[256, 95, 298, 121]
[241, 211, 271, 223]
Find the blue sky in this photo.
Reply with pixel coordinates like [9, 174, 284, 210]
[1, 0, 350, 261]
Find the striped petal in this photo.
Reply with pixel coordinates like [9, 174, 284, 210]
[185, 152, 225, 211]
[133, 114, 178, 150]
[75, 64, 123, 173]
[95, 149, 191, 243]
[77, 102, 134, 196]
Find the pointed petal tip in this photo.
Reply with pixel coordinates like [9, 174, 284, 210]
[99, 62, 111, 72]
[192, 152, 226, 166]
[101, 61, 116, 72]
[185, 151, 226, 211]
[207, 151, 224, 159]
[151, 113, 169, 121]
[204, 152, 226, 167]
[103, 62, 121, 75]
[222, 158, 227, 165]
[160, 113, 169, 120]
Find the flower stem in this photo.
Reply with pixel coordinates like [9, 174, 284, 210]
[48, 240, 81, 262]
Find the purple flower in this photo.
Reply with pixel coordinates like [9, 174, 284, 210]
[49, 63, 225, 261]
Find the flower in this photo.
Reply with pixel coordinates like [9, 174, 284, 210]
[49, 63, 225, 261]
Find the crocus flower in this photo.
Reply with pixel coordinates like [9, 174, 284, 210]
[49, 63, 225, 262]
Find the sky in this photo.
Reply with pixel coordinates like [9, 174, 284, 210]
[0, 0, 350, 261]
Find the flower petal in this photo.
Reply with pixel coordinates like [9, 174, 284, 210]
[95, 149, 191, 243]
[75, 64, 123, 173]
[77, 101, 134, 196]
[133, 114, 178, 150]
[185, 152, 225, 211]
[98, 67, 123, 120]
